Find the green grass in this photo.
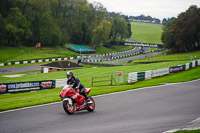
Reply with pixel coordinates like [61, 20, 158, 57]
[0, 65, 200, 111]
[131, 51, 200, 63]
[0, 56, 199, 84]
[131, 22, 163, 44]
[0, 60, 192, 83]
[0, 46, 79, 63]
[0, 45, 134, 64]
[174, 129, 200, 133]
[1, 51, 199, 90]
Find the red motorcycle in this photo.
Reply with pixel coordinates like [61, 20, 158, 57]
[59, 85, 95, 114]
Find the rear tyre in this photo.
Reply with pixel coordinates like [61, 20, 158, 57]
[63, 100, 75, 115]
[87, 97, 95, 112]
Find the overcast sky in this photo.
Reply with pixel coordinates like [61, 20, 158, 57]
[88, 0, 200, 20]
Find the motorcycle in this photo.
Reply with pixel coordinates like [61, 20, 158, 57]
[59, 85, 95, 114]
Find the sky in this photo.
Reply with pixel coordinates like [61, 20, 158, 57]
[88, 0, 200, 20]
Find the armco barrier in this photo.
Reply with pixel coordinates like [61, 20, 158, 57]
[0, 80, 55, 94]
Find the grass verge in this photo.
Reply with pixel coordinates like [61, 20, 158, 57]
[0, 66, 200, 112]
[174, 129, 200, 133]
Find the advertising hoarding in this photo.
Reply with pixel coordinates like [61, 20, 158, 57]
[0, 80, 55, 94]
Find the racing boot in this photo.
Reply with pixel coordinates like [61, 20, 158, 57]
[82, 91, 93, 104]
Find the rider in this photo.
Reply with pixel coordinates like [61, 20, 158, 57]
[66, 71, 92, 104]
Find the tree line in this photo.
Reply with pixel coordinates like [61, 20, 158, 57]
[129, 14, 161, 24]
[0, 0, 131, 49]
[162, 5, 200, 53]
[162, 17, 175, 24]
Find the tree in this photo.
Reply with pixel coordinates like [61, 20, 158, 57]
[0, 0, 17, 18]
[162, 5, 200, 53]
[162, 17, 175, 24]
[4, 7, 32, 46]
[162, 21, 176, 51]
[18, 0, 62, 46]
[82, 1, 109, 45]
[0, 0, 131, 47]
[110, 15, 129, 41]
[0, 14, 6, 45]
[91, 20, 111, 49]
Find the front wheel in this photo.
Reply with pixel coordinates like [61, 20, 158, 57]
[63, 100, 75, 115]
[87, 97, 95, 112]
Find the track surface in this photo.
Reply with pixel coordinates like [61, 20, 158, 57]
[0, 80, 200, 133]
[104, 51, 161, 64]
[0, 65, 41, 74]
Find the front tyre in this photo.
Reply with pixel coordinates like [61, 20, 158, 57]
[87, 97, 95, 112]
[63, 100, 75, 115]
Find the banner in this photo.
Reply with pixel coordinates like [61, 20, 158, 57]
[0, 80, 56, 94]
[152, 68, 169, 78]
[41, 81, 54, 89]
[170, 66, 182, 73]
[7, 81, 40, 93]
[110, 41, 164, 49]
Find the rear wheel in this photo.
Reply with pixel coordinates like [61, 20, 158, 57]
[87, 97, 95, 112]
[63, 100, 75, 114]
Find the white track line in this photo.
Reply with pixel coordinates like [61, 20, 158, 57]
[1, 79, 200, 114]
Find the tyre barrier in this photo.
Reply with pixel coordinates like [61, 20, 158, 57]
[128, 60, 200, 83]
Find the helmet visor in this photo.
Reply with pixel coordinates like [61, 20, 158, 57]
[67, 75, 72, 79]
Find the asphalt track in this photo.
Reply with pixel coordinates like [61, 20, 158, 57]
[0, 65, 41, 75]
[104, 51, 161, 64]
[0, 80, 200, 133]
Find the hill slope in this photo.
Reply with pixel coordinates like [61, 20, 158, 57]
[131, 22, 163, 44]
